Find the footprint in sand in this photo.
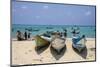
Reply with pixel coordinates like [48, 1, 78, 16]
[14, 58, 17, 60]
[25, 52, 28, 54]
[28, 50, 32, 52]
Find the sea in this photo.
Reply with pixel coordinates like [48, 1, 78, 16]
[12, 24, 96, 38]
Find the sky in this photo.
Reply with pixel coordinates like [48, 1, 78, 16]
[12, 1, 96, 26]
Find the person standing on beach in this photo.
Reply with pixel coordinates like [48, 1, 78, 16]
[82, 35, 87, 42]
[28, 32, 31, 39]
[16, 30, 23, 41]
[24, 31, 28, 40]
[63, 29, 67, 37]
[72, 29, 76, 36]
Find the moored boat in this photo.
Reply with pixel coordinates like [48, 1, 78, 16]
[25, 28, 40, 32]
[46, 27, 53, 29]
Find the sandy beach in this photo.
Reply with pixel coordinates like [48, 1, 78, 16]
[12, 38, 96, 66]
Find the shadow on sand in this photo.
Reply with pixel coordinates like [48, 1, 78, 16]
[35, 45, 49, 54]
[72, 46, 87, 59]
[50, 45, 66, 60]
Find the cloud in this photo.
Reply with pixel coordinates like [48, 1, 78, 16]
[21, 5, 27, 9]
[36, 16, 40, 19]
[85, 11, 91, 16]
[43, 5, 49, 9]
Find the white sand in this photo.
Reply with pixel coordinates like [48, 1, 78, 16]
[12, 38, 95, 65]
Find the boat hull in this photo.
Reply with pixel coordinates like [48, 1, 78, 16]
[34, 35, 50, 49]
[51, 37, 66, 54]
[72, 36, 86, 52]
[72, 44, 86, 52]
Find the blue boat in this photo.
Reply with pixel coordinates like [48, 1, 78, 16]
[72, 35, 86, 52]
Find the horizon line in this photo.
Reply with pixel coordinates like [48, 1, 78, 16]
[12, 24, 95, 26]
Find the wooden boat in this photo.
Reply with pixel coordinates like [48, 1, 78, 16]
[25, 28, 40, 32]
[46, 27, 53, 29]
[25, 28, 32, 31]
[41, 36, 52, 42]
[72, 36, 86, 52]
[42, 33, 51, 38]
[51, 37, 66, 54]
[41, 31, 54, 38]
[32, 29, 40, 31]
[34, 35, 50, 49]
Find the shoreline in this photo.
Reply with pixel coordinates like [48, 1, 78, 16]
[12, 37, 95, 41]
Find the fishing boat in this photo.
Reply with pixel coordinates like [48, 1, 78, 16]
[25, 28, 40, 32]
[32, 29, 40, 31]
[46, 27, 53, 29]
[42, 33, 51, 38]
[25, 28, 32, 31]
[41, 36, 52, 42]
[72, 36, 86, 52]
[51, 37, 66, 54]
[41, 31, 54, 38]
[34, 35, 50, 49]
[71, 26, 80, 34]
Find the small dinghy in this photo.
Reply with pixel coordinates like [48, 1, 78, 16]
[34, 35, 50, 49]
[72, 36, 86, 52]
[51, 37, 66, 54]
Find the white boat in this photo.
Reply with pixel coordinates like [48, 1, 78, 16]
[72, 36, 86, 52]
[41, 36, 52, 42]
[51, 37, 66, 54]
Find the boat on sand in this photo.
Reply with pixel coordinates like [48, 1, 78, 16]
[72, 36, 86, 52]
[41, 36, 52, 42]
[34, 35, 50, 49]
[51, 37, 66, 54]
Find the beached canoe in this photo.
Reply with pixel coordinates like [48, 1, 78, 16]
[41, 36, 52, 42]
[72, 36, 86, 52]
[34, 35, 50, 48]
[51, 37, 66, 54]
[41, 33, 51, 38]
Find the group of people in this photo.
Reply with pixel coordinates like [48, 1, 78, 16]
[53, 26, 80, 38]
[16, 26, 86, 41]
[16, 30, 31, 41]
[52, 26, 79, 38]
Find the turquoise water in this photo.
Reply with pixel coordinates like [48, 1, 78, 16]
[12, 24, 96, 38]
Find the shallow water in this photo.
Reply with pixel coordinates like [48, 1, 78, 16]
[12, 24, 96, 38]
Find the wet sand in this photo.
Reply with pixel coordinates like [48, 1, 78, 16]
[12, 38, 96, 65]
